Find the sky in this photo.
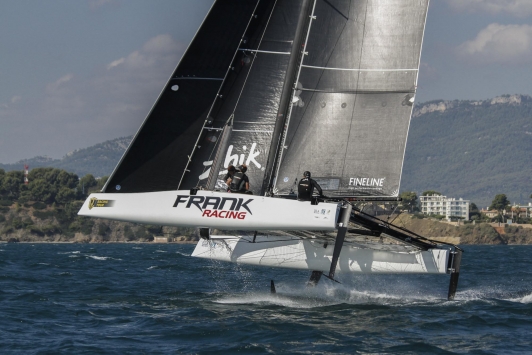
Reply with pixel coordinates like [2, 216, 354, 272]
[1, 0, 532, 163]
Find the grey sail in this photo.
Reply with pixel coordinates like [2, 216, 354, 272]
[103, 0, 260, 193]
[180, 0, 305, 195]
[273, 0, 429, 197]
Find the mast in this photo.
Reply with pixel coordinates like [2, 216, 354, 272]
[261, 0, 315, 196]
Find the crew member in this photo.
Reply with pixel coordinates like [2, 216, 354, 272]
[224, 165, 237, 187]
[298, 171, 323, 201]
[229, 164, 250, 194]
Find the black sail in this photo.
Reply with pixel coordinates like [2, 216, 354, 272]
[179, 0, 304, 195]
[104, 0, 260, 193]
[274, 0, 429, 197]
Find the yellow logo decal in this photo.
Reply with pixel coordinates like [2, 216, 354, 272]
[88, 198, 114, 209]
[89, 197, 97, 210]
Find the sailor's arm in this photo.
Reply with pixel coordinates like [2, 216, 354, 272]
[312, 179, 323, 196]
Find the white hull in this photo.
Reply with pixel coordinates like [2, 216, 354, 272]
[192, 235, 450, 275]
[78, 190, 338, 231]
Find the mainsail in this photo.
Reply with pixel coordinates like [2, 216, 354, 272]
[272, 0, 429, 198]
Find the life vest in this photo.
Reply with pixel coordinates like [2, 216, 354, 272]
[298, 177, 312, 200]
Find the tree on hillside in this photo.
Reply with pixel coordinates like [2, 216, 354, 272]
[29, 167, 78, 190]
[422, 190, 441, 196]
[0, 169, 5, 195]
[78, 174, 97, 196]
[29, 179, 56, 203]
[489, 194, 510, 213]
[56, 186, 77, 204]
[469, 203, 480, 220]
[399, 191, 419, 212]
[95, 176, 109, 192]
[2, 171, 24, 199]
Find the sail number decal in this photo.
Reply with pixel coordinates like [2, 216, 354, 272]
[173, 195, 253, 220]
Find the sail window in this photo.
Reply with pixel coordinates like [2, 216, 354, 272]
[171, 85, 179, 91]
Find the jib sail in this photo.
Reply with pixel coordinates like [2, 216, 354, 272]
[273, 0, 429, 197]
[104, 0, 261, 193]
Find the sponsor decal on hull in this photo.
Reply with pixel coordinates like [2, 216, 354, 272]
[173, 195, 253, 220]
[88, 198, 115, 210]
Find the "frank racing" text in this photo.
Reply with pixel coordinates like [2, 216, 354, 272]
[172, 195, 253, 220]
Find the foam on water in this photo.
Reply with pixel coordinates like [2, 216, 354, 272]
[213, 280, 448, 309]
[214, 292, 338, 309]
[87, 255, 122, 260]
[508, 291, 532, 303]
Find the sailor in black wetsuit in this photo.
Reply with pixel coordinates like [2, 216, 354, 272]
[223, 165, 237, 189]
[229, 164, 251, 194]
[297, 171, 323, 201]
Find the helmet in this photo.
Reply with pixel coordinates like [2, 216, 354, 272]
[303, 171, 311, 178]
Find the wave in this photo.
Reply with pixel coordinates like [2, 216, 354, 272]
[214, 292, 336, 309]
[508, 291, 532, 303]
[88, 255, 110, 260]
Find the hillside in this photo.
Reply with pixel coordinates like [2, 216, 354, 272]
[1, 94, 531, 208]
[0, 137, 131, 178]
[403, 94, 532, 207]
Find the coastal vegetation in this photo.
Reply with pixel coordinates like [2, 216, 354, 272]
[0, 167, 197, 243]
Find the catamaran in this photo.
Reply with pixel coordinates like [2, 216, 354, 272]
[79, 0, 463, 299]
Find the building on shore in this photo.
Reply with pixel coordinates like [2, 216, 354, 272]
[419, 194, 470, 221]
[480, 209, 499, 218]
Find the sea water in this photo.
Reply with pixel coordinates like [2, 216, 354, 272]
[0, 243, 531, 354]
